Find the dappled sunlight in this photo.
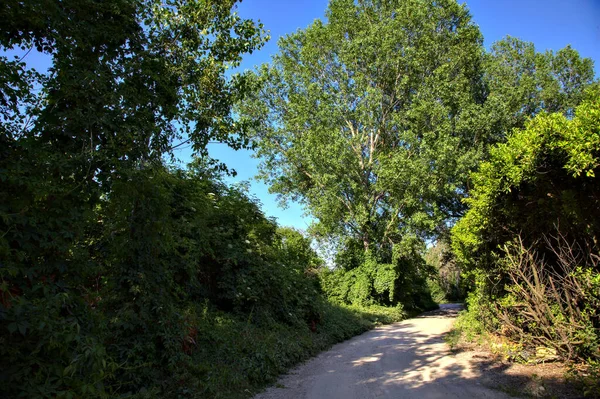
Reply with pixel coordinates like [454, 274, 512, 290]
[254, 305, 580, 399]
[335, 309, 487, 392]
[351, 354, 383, 366]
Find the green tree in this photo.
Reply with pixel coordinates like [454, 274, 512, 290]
[435, 37, 596, 304]
[425, 240, 463, 302]
[452, 85, 600, 271]
[239, 0, 485, 307]
[481, 36, 596, 143]
[0, 0, 266, 396]
[240, 0, 486, 256]
[276, 227, 324, 273]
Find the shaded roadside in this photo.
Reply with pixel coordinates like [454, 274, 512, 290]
[254, 304, 504, 398]
[254, 303, 588, 399]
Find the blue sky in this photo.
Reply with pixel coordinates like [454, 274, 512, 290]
[174, 0, 334, 231]
[185, 0, 600, 230]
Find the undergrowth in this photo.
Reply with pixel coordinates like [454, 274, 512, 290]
[186, 300, 406, 399]
[447, 306, 600, 398]
[567, 360, 600, 398]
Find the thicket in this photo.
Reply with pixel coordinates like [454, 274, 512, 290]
[1, 158, 407, 398]
[424, 241, 464, 303]
[452, 88, 600, 367]
[319, 237, 437, 313]
[0, 170, 416, 393]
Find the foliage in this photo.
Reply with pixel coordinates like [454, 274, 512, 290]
[444, 311, 485, 350]
[96, 165, 332, 393]
[567, 359, 600, 398]
[452, 86, 600, 270]
[239, 0, 488, 307]
[451, 87, 600, 369]
[0, 0, 268, 397]
[3, 0, 597, 397]
[495, 236, 600, 362]
[0, 1, 410, 397]
[425, 240, 464, 302]
[482, 36, 596, 143]
[449, 267, 499, 343]
[320, 247, 438, 313]
[2, 122, 407, 398]
[182, 300, 406, 399]
[445, 268, 505, 353]
[0, 135, 406, 398]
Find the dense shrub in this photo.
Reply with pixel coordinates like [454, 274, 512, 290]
[453, 86, 600, 271]
[1, 148, 412, 398]
[320, 240, 438, 313]
[496, 236, 600, 361]
[0, 161, 319, 396]
[0, 0, 269, 396]
[182, 300, 406, 399]
[451, 87, 600, 363]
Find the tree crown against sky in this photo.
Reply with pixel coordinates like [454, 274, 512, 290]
[241, 0, 492, 259]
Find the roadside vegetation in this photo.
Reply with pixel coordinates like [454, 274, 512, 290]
[171, 298, 406, 399]
[1, 0, 598, 398]
[449, 90, 600, 396]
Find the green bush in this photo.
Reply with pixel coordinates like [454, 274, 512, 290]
[452, 86, 600, 271]
[320, 238, 438, 313]
[177, 300, 406, 399]
[1, 158, 410, 398]
[493, 237, 600, 361]
[450, 87, 600, 367]
[425, 241, 465, 303]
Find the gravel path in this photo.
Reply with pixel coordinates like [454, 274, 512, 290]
[254, 304, 511, 399]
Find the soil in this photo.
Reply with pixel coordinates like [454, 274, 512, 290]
[451, 340, 585, 398]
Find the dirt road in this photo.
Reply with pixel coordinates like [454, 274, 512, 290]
[254, 304, 511, 399]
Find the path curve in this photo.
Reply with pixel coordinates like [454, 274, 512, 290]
[254, 304, 510, 399]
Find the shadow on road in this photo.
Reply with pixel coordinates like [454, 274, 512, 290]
[255, 303, 582, 399]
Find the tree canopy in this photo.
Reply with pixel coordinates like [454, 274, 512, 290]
[240, 0, 487, 258]
[452, 85, 600, 270]
[1, 0, 599, 396]
[481, 36, 596, 143]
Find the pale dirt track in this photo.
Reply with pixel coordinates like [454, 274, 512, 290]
[254, 304, 511, 399]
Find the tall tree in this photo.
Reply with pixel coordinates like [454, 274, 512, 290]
[240, 0, 486, 257]
[482, 36, 596, 143]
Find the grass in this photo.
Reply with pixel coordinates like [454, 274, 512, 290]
[444, 306, 486, 351]
[444, 307, 523, 360]
[180, 301, 407, 398]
